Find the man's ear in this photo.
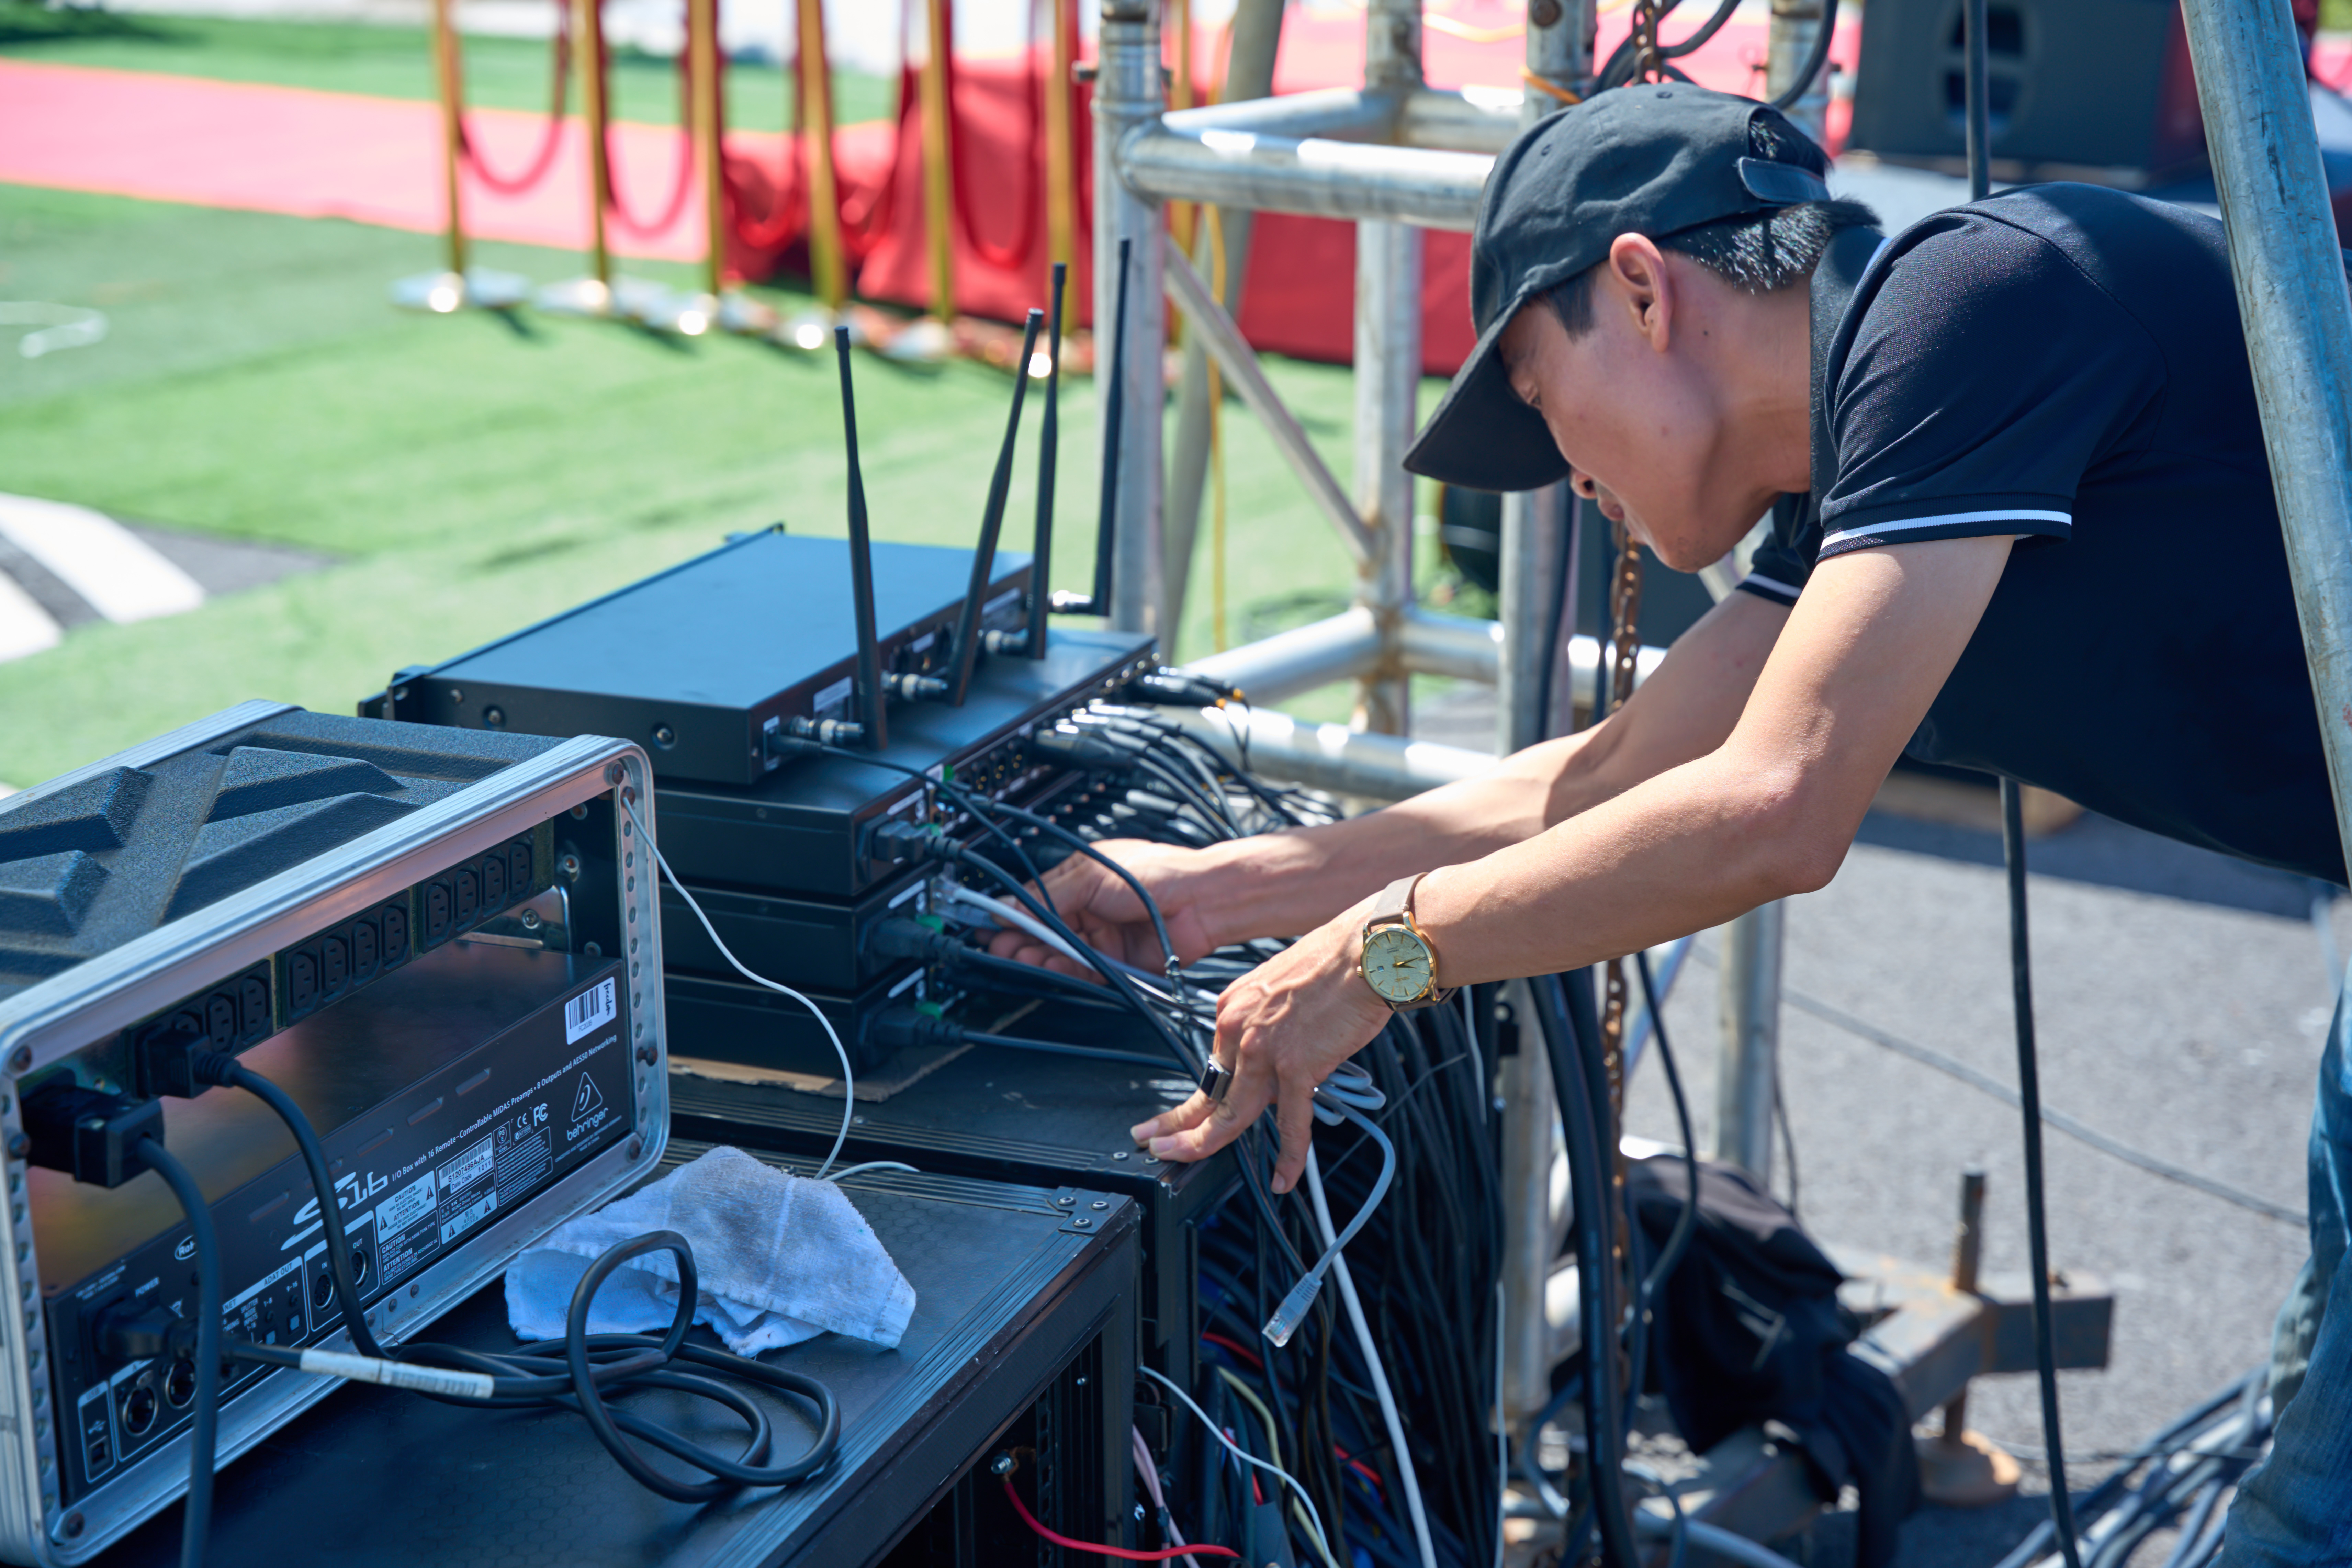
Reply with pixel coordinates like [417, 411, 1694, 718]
[1604, 233, 1674, 351]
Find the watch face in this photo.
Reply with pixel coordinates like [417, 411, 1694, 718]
[1362, 926, 1434, 1004]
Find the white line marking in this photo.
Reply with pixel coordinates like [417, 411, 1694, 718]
[0, 569, 63, 663]
[0, 494, 204, 624]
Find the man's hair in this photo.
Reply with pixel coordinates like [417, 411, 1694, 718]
[1542, 116, 1880, 336]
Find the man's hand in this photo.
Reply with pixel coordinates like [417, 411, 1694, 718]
[1127, 901, 1392, 1194]
[984, 838, 1222, 977]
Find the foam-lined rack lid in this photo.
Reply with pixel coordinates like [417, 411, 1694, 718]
[0, 708, 563, 1004]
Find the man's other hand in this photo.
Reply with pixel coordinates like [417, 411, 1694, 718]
[1127, 902, 1391, 1194]
[983, 838, 1222, 977]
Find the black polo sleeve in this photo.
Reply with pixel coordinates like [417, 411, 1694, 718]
[1814, 211, 2167, 562]
[1736, 493, 1814, 606]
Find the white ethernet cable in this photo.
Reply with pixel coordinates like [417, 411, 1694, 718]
[1261, 1064, 1393, 1345]
[1305, 1140, 1437, 1568]
[622, 797, 856, 1179]
[940, 883, 1090, 968]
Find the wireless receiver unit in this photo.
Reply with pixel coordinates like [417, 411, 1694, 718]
[373, 531, 1035, 790]
[0, 703, 667, 1564]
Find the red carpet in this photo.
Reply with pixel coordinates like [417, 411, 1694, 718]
[0, 7, 1860, 370]
[0, 60, 896, 267]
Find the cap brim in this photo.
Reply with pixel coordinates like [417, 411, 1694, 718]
[1403, 302, 1568, 493]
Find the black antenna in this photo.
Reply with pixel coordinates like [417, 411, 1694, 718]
[835, 325, 888, 751]
[947, 307, 1046, 707]
[1025, 260, 1068, 659]
[1049, 237, 1132, 617]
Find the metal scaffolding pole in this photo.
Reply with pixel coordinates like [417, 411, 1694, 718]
[1764, 0, 1831, 144]
[1713, 899, 1782, 1181]
[1164, 0, 1284, 645]
[1350, 0, 1426, 736]
[2177, 0, 2352, 876]
[1095, 0, 1168, 637]
[1495, 0, 1589, 1445]
[1354, 218, 1422, 734]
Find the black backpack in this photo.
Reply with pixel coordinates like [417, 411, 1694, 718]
[1627, 1156, 1922, 1568]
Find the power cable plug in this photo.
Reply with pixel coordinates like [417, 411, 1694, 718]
[23, 1082, 165, 1189]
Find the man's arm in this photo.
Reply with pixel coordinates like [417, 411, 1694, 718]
[1137, 535, 2014, 1191]
[992, 586, 1790, 972]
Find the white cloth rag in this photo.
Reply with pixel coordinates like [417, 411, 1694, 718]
[503, 1146, 916, 1354]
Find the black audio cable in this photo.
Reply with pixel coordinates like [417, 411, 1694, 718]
[872, 1009, 1189, 1071]
[1624, 949, 1701, 1415]
[145, 1049, 842, 1516]
[132, 1137, 221, 1568]
[1532, 970, 1643, 1568]
[818, 741, 1187, 979]
[2002, 779, 2084, 1568]
[925, 842, 1201, 1068]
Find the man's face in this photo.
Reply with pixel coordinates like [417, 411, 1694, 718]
[1495, 243, 1802, 573]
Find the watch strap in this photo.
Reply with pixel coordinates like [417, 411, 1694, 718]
[1368, 874, 1418, 929]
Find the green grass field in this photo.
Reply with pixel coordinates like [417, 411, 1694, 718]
[0, 5, 896, 130]
[0, 178, 1460, 789]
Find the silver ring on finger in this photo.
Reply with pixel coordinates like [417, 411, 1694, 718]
[1198, 1059, 1235, 1105]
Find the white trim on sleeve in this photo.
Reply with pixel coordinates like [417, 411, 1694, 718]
[1819, 509, 2072, 550]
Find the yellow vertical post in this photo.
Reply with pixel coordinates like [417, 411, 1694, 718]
[431, 0, 470, 280]
[577, 0, 613, 292]
[1044, 0, 1076, 336]
[689, 0, 725, 298]
[796, 0, 847, 311]
[919, 0, 956, 323]
[1166, 0, 1193, 255]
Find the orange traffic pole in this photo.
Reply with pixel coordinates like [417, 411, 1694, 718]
[534, 0, 620, 314]
[1044, 0, 1077, 338]
[689, 0, 725, 299]
[797, 0, 847, 311]
[919, 0, 955, 324]
[1166, 0, 1193, 254]
[432, 0, 469, 280]
[393, 0, 526, 308]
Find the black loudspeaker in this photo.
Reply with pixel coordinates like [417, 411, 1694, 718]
[1848, 0, 2206, 183]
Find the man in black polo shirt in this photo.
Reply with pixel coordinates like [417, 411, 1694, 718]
[998, 87, 2350, 1558]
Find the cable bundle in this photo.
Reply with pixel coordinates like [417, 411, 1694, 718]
[1141, 1001, 1502, 1568]
[1992, 1370, 2273, 1568]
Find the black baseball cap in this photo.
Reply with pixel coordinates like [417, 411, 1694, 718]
[1404, 86, 1832, 493]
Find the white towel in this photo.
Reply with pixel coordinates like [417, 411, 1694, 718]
[503, 1146, 916, 1354]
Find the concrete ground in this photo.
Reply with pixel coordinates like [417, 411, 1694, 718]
[1420, 686, 2331, 1567]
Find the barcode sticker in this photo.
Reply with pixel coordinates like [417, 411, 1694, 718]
[565, 977, 618, 1044]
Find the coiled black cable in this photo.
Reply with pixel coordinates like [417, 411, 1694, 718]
[187, 1052, 841, 1507]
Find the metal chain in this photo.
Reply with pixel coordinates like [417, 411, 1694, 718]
[1628, 0, 1665, 82]
[1599, 518, 1645, 1297]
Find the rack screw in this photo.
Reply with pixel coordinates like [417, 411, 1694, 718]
[6, 1048, 26, 1074]
[3, 1134, 25, 1161]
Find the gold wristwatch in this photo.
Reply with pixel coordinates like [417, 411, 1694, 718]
[1360, 874, 1456, 1011]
